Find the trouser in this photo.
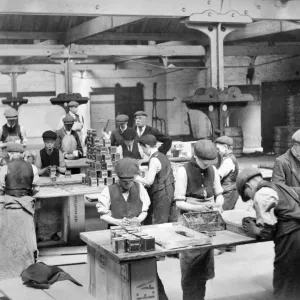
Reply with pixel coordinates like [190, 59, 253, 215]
[180, 249, 215, 300]
[222, 189, 239, 211]
[144, 184, 177, 225]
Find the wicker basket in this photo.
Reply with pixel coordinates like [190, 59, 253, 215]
[182, 211, 226, 233]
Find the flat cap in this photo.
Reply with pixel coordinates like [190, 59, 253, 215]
[122, 128, 137, 141]
[6, 142, 24, 153]
[68, 101, 79, 107]
[194, 140, 218, 163]
[236, 167, 262, 202]
[63, 115, 75, 124]
[42, 130, 57, 140]
[292, 129, 300, 143]
[215, 136, 234, 147]
[116, 114, 129, 123]
[134, 111, 147, 117]
[4, 107, 18, 119]
[138, 134, 157, 147]
[115, 158, 139, 179]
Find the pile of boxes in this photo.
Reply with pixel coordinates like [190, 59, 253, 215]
[110, 225, 156, 254]
[83, 129, 121, 187]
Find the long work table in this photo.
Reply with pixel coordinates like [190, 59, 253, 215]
[80, 223, 261, 300]
[36, 174, 104, 245]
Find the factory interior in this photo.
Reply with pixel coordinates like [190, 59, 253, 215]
[1, 1, 300, 300]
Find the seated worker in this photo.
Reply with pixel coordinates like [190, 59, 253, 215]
[136, 134, 177, 224]
[96, 157, 168, 300]
[134, 111, 172, 155]
[35, 130, 66, 176]
[237, 167, 300, 300]
[110, 114, 130, 146]
[55, 115, 83, 160]
[0, 142, 40, 280]
[116, 128, 143, 160]
[0, 107, 27, 149]
[272, 129, 300, 197]
[174, 139, 224, 300]
[215, 135, 239, 211]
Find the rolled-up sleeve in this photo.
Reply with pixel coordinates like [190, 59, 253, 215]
[138, 182, 151, 212]
[174, 166, 187, 201]
[0, 165, 7, 191]
[31, 165, 40, 186]
[96, 187, 112, 216]
[138, 157, 161, 187]
[213, 166, 223, 196]
[218, 157, 235, 179]
[59, 151, 66, 167]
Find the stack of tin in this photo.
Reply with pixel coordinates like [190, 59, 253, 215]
[110, 226, 156, 254]
[83, 129, 121, 186]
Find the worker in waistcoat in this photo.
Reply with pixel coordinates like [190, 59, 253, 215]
[136, 134, 177, 225]
[237, 167, 300, 300]
[215, 136, 239, 211]
[35, 130, 66, 176]
[57, 101, 85, 143]
[110, 114, 130, 146]
[0, 142, 40, 280]
[116, 128, 143, 160]
[134, 111, 172, 155]
[0, 107, 27, 149]
[96, 157, 168, 300]
[174, 140, 224, 300]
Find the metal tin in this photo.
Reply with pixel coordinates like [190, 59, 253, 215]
[111, 146, 117, 154]
[81, 176, 86, 184]
[107, 178, 113, 185]
[111, 153, 116, 161]
[96, 154, 102, 162]
[126, 237, 141, 253]
[89, 170, 97, 178]
[112, 237, 126, 254]
[101, 147, 107, 153]
[101, 163, 107, 170]
[115, 153, 121, 160]
[104, 178, 108, 185]
[140, 236, 155, 252]
[107, 170, 112, 178]
[89, 178, 98, 187]
[95, 162, 102, 171]
[98, 178, 104, 185]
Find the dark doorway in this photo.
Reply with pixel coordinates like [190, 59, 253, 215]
[114, 83, 144, 127]
[261, 80, 300, 152]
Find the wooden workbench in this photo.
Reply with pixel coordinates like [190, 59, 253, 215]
[80, 223, 258, 300]
[36, 176, 104, 245]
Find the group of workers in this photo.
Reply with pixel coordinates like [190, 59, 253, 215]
[0, 100, 300, 300]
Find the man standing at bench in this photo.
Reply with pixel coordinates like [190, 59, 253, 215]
[0, 142, 40, 280]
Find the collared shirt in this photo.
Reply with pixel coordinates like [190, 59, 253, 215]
[116, 143, 144, 160]
[218, 156, 235, 179]
[119, 125, 128, 133]
[0, 124, 27, 145]
[254, 187, 278, 226]
[96, 181, 151, 216]
[136, 126, 146, 137]
[0, 163, 40, 193]
[136, 149, 161, 187]
[34, 148, 66, 170]
[174, 165, 223, 201]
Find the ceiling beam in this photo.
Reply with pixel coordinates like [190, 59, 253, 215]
[71, 44, 206, 56]
[225, 20, 300, 43]
[1, 0, 300, 20]
[0, 31, 63, 40]
[65, 16, 143, 44]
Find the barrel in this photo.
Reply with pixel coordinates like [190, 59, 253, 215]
[273, 126, 300, 155]
[224, 127, 243, 158]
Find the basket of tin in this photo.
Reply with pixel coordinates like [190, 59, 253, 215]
[182, 211, 226, 233]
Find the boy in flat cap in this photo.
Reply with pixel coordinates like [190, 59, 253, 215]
[0, 107, 27, 149]
[0, 142, 40, 279]
[57, 101, 85, 143]
[134, 111, 172, 155]
[116, 128, 144, 160]
[272, 129, 300, 197]
[96, 157, 168, 300]
[136, 134, 176, 224]
[215, 135, 239, 210]
[110, 114, 130, 146]
[55, 115, 83, 160]
[35, 130, 66, 176]
[237, 167, 300, 300]
[174, 139, 224, 300]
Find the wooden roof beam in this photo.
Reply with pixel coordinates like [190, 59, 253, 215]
[0, 31, 63, 40]
[64, 16, 143, 44]
[2, 0, 300, 20]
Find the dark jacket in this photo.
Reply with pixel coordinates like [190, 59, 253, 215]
[110, 127, 130, 147]
[55, 128, 83, 158]
[272, 149, 300, 197]
[1, 124, 23, 143]
[134, 125, 172, 155]
[121, 141, 142, 159]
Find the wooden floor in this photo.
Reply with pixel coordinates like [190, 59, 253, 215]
[60, 241, 275, 300]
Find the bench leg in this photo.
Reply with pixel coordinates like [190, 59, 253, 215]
[88, 247, 159, 300]
[62, 195, 85, 246]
